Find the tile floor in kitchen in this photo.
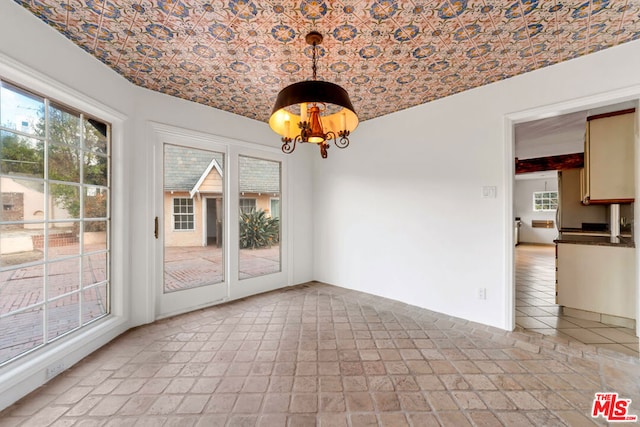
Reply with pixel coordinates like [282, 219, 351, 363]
[515, 243, 639, 357]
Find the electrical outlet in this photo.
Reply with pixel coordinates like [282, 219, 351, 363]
[478, 288, 487, 300]
[46, 361, 65, 379]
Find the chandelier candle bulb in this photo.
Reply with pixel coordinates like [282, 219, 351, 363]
[300, 103, 307, 123]
[284, 120, 290, 139]
[341, 112, 346, 130]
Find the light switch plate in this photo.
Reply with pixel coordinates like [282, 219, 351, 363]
[482, 186, 497, 198]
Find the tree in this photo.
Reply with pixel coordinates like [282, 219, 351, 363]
[239, 209, 280, 249]
[32, 104, 108, 231]
[0, 132, 43, 176]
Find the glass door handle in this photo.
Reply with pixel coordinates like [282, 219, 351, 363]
[154, 216, 159, 239]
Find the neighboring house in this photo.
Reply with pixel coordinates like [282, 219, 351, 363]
[163, 146, 280, 248]
[1, 176, 73, 254]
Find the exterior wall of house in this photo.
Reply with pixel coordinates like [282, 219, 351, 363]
[164, 192, 204, 247]
[199, 172, 223, 193]
[241, 193, 279, 216]
[1, 177, 73, 230]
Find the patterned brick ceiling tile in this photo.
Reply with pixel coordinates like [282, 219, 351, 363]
[12, 0, 640, 123]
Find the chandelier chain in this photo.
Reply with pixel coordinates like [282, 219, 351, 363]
[312, 41, 317, 81]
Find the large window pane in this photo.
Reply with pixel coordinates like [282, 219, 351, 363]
[0, 80, 111, 366]
[0, 264, 44, 311]
[84, 153, 108, 186]
[48, 258, 80, 298]
[49, 103, 80, 148]
[48, 143, 80, 183]
[0, 306, 44, 363]
[0, 131, 44, 178]
[83, 253, 107, 286]
[0, 178, 45, 223]
[83, 221, 107, 252]
[163, 145, 225, 292]
[239, 156, 281, 280]
[84, 187, 107, 218]
[83, 117, 108, 155]
[0, 223, 44, 267]
[82, 284, 108, 325]
[47, 223, 80, 261]
[50, 183, 80, 219]
[0, 82, 44, 135]
[47, 294, 80, 341]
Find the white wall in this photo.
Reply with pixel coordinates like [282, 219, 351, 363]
[0, 1, 314, 409]
[514, 177, 558, 244]
[313, 39, 640, 329]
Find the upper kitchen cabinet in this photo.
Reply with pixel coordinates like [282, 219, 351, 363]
[583, 109, 636, 204]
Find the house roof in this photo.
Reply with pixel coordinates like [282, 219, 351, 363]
[164, 145, 223, 192]
[239, 156, 280, 194]
[164, 145, 279, 194]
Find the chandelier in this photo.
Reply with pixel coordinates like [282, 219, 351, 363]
[269, 31, 359, 159]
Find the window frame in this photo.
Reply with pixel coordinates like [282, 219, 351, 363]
[0, 57, 128, 408]
[0, 77, 114, 367]
[532, 190, 558, 212]
[239, 197, 257, 214]
[270, 197, 280, 219]
[171, 197, 195, 231]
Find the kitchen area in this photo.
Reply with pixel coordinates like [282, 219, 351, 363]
[555, 109, 635, 329]
[515, 106, 639, 356]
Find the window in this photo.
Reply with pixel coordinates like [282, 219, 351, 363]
[0, 80, 111, 366]
[270, 198, 280, 219]
[239, 198, 256, 214]
[173, 198, 194, 230]
[533, 191, 558, 211]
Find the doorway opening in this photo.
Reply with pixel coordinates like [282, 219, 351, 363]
[205, 197, 222, 248]
[510, 101, 639, 358]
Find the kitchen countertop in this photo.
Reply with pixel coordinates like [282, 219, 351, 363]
[554, 232, 635, 248]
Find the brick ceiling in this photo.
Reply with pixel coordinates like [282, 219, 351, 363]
[16, 0, 640, 122]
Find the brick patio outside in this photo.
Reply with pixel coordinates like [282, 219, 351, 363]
[0, 243, 280, 365]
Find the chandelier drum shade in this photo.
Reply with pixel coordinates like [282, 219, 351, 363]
[269, 31, 359, 158]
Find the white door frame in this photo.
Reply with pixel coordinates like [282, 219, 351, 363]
[503, 87, 640, 336]
[229, 145, 290, 302]
[150, 122, 290, 320]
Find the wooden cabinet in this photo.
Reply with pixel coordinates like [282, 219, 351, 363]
[583, 109, 636, 204]
[556, 243, 635, 320]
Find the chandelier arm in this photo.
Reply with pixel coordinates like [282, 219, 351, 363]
[281, 135, 300, 154]
[336, 130, 350, 149]
[320, 141, 328, 159]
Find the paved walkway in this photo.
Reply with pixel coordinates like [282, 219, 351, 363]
[164, 245, 280, 292]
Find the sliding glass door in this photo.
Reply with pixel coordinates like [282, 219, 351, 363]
[238, 155, 281, 280]
[154, 132, 288, 318]
[157, 143, 227, 317]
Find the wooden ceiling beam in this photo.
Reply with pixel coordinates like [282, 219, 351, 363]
[515, 153, 584, 174]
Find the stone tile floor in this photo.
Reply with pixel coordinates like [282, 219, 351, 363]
[1, 244, 280, 365]
[515, 244, 639, 357]
[1, 281, 639, 426]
